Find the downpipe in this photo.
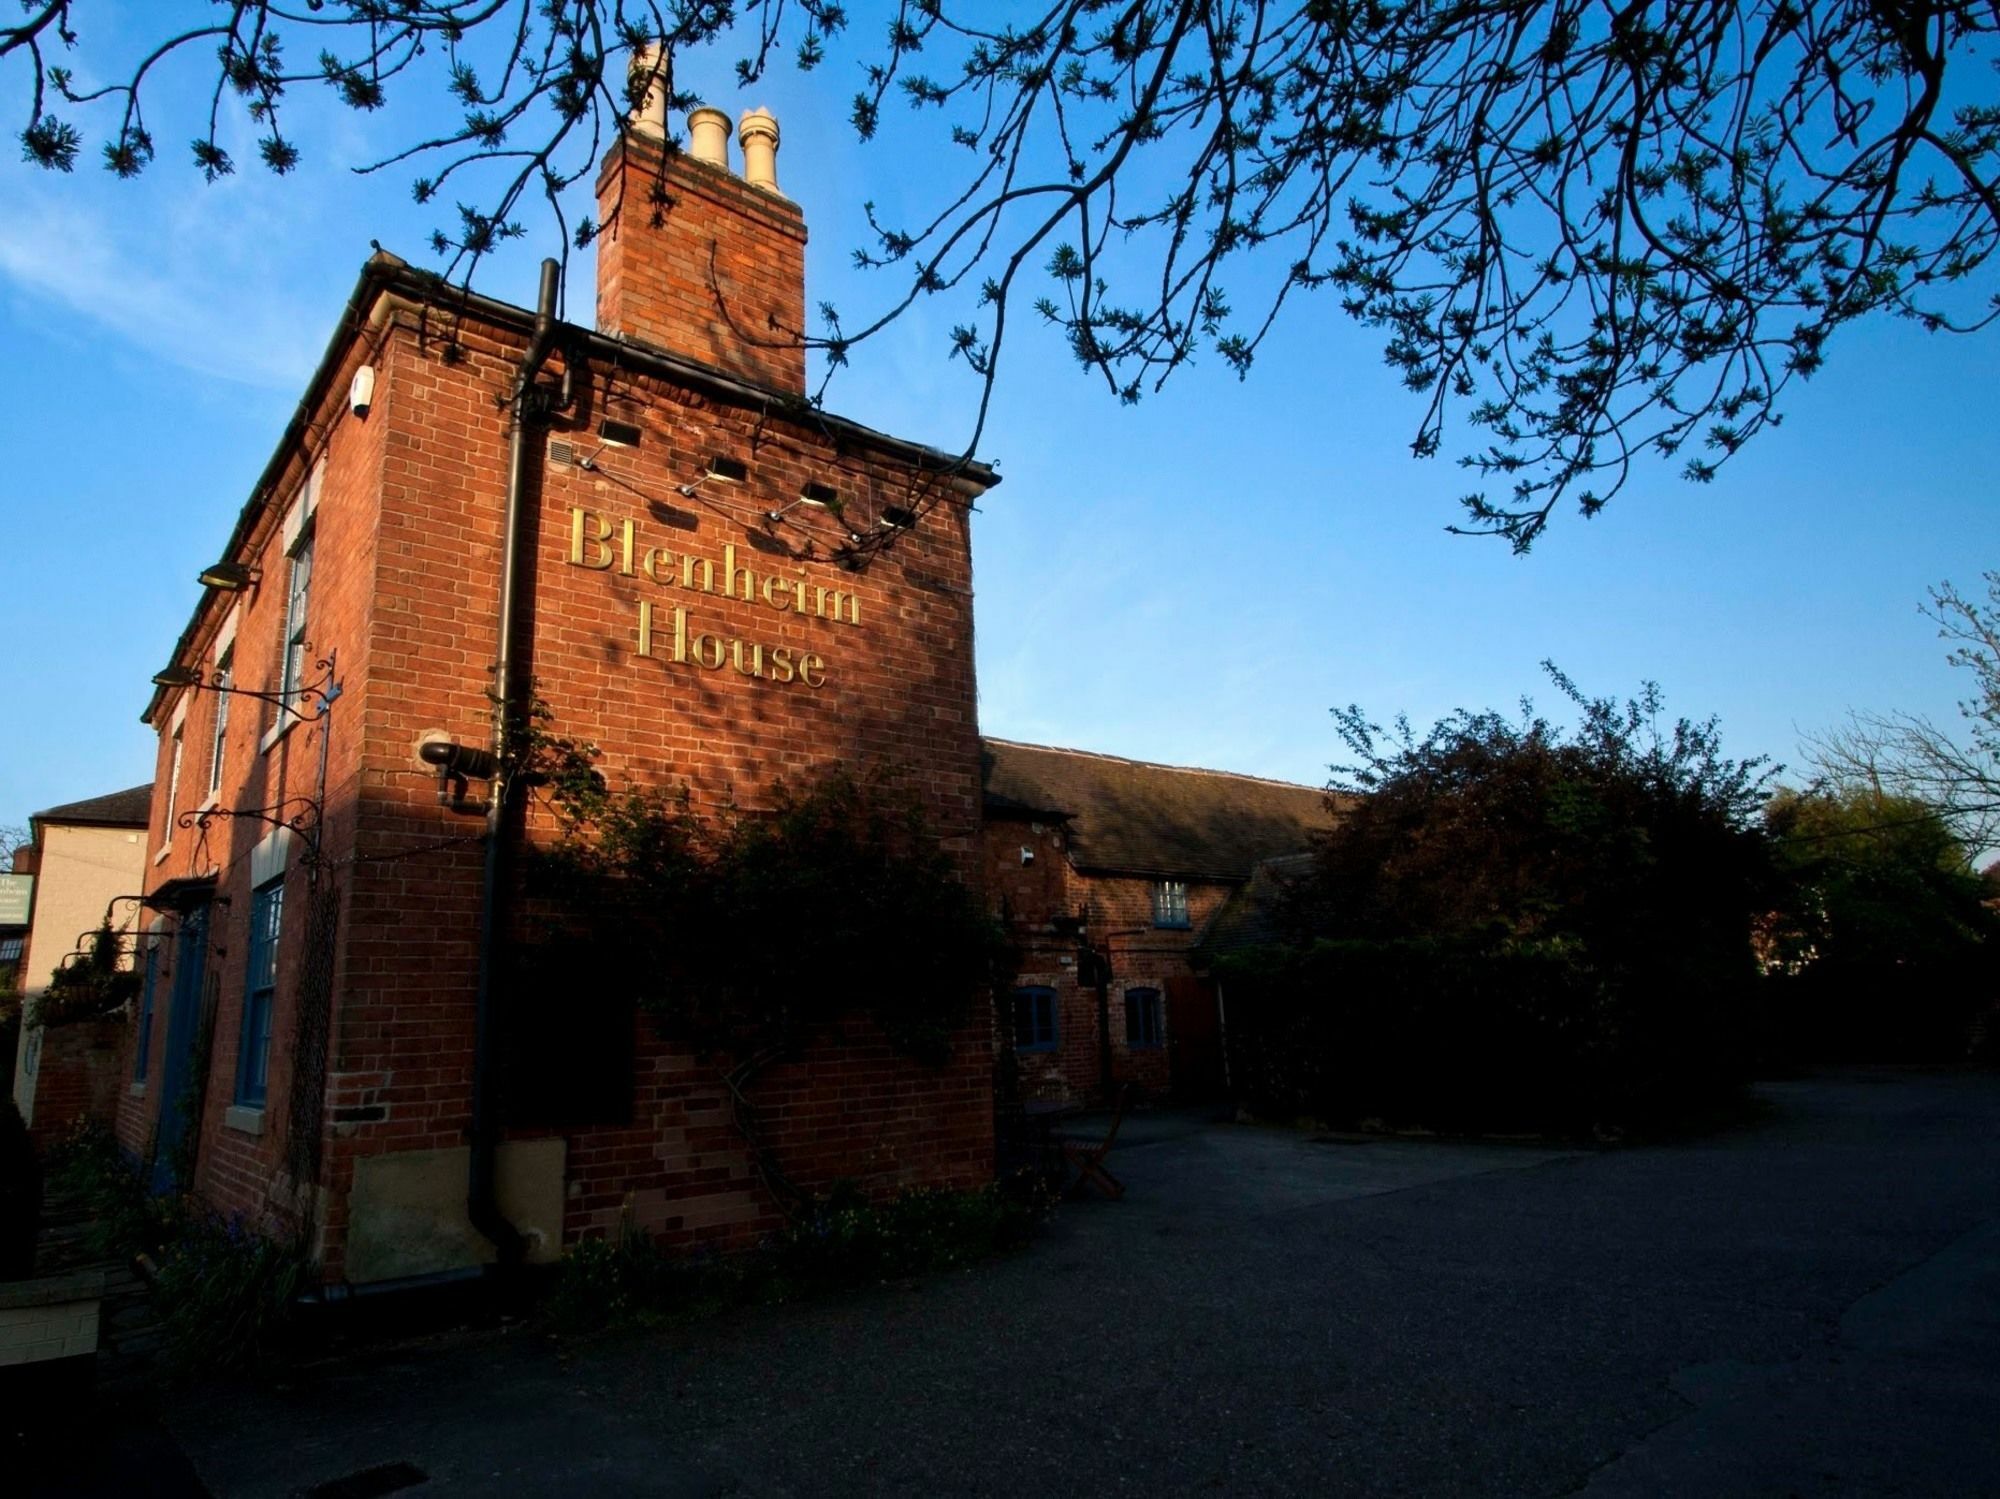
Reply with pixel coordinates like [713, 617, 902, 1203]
[467, 258, 564, 1268]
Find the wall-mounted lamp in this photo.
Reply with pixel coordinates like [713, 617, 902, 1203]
[766, 482, 842, 524]
[420, 737, 500, 814]
[197, 561, 261, 592]
[676, 453, 751, 498]
[575, 417, 644, 472]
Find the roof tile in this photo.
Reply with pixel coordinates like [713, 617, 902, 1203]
[981, 739, 1332, 879]
[32, 784, 153, 829]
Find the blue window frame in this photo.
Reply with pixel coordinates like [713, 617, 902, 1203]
[133, 941, 160, 1081]
[1125, 986, 1164, 1049]
[1013, 986, 1058, 1052]
[1152, 880, 1190, 929]
[235, 878, 284, 1108]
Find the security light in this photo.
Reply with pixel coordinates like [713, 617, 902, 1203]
[767, 482, 842, 524]
[197, 561, 260, 592]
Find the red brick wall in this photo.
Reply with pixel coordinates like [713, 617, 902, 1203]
[985, 817, 1233, 1103]
[299, 305, 991, 1274]
[129, 146, 987, 1279]
[25, 1020, 124, 1149]
[594, 136, 808, 394]
[124, 319, 385, 1234]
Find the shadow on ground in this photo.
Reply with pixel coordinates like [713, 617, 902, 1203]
[32, 1069, 2000, 1496]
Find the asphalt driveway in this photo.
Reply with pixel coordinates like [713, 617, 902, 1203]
[158, 1069, 2000, 1496]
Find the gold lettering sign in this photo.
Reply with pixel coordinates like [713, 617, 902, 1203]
[569, 507, 860, 688]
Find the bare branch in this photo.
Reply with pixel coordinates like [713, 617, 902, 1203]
[9, 2, 1998, 546]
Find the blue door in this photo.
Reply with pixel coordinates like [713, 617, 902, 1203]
[152, 906, 208, 1194]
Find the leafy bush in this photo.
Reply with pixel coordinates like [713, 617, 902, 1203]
[44, 1121, 304, 1373]
[548, 1175, 1052, 1334]
[43, 1119, 171, 1261]
[767, 1175, 1051, 1288]
[1219, 937, 1749, 1135]
[1246, 669, 1774, 1134]
[151, 1213, 308, 1373]
[31, 924, 140, 1028]
[1762, 787, 1999, 1061]
[546, 1225, 709, 1333]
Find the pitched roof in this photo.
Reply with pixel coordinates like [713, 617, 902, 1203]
[1194, 853, 1316, 959]
[32, 784, 153, 829]
[980, 739, 1333, 880]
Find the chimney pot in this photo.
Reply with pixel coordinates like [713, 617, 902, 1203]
[687, 106, 731, 170]
[593, 101, 807, 392]
[738, 108, 781, 193]
[627, 46, 670, 141]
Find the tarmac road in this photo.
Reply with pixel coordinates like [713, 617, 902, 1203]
[160, 1069, 2000, 1497]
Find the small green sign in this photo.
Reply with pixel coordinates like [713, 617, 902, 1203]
[0, 874, 33, 926]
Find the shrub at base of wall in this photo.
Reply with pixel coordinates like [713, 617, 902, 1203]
[1218, 937, 1753, 1136]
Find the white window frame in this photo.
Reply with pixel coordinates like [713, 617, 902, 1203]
[202, 605, 239, 807]
[157, 696, 189, 862]
[262, 462, 322, 753]
[205, 644, 233, 804]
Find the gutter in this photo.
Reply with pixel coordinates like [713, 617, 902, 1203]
[377, 259, 1002, 490]
[466, 258, 565, 1268]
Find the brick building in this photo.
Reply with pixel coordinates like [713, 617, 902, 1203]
[7, 786, 150, 1144]
[982, 741, 1330, 1106]
[123, 94, 1000, 1286]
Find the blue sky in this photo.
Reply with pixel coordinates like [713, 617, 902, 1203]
[2, 6, 1996, 832]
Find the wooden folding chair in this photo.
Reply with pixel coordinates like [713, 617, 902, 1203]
[1060, 1085, 1133, 1200]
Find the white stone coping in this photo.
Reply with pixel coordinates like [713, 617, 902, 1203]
[0, 1269, 106, 1311]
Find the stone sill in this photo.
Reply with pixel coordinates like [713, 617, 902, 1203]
[0, 1269, 106, 1311]
[225, 1105, 265, 1136]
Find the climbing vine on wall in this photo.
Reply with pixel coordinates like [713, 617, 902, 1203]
[514, 708, 1014, 1208]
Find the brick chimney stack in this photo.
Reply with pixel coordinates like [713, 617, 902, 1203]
[594, 56, 807, 393]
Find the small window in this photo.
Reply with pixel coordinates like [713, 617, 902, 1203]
[0, 937, 23, 962]
[1125, 986, 1163, 1049]
[1013, 986, 1058, 1052]
[206, 646, 232, 797]
[1152, 880, 1190, 929]
[235, 878, 284, 1108]
[133, 942, 160, 1080]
